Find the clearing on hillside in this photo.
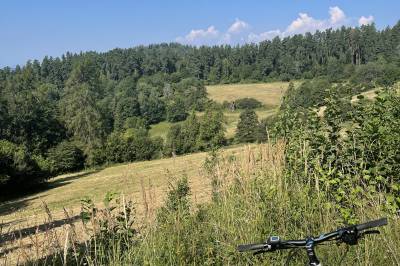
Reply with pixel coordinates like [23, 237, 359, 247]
[206, 81, 291, 107]
[150, 82, 292, 140]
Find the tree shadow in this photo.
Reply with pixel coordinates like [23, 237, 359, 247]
[0, 214, 81, 245]
[0, 196, 45, 216]
[0, 169, 101, 216]
[0, 243, 33, 257]
[46, 170, 100, 189]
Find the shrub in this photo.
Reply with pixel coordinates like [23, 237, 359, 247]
[105, 128, 163, 164]
[234, 98, 263, 109]
[166, 97, 188, 122]
[235, 109, 260, 143]
[197, 108, 226, 150]
[47, 141, 85, 175]
[0, 140, 46, 193]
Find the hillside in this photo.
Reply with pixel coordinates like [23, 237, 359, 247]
[0, 145, 252, 225]
[0, 144, 253, 263]
[149, 81, 290, 139]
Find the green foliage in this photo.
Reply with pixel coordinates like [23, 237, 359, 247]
[351, 60, 400, 87]
[105, 128, 163, 164]
[0, 140, 48, 193]
[113, 96, 141, 130]
[166, 96, 188, 122]
[162, 176, 191, 214]
[173, 78, 208, 111]
[123, 116, 149, 131]
[197, 108, 226, 151]
[47, 141, 85, 175]
[235, 109, 260, 143]
[75, 193, 138, 265]
[1, 21, 400, 196]
[60, 60, 107, 165]
[164, 112, 201, 155]
[284, 79, 332, 109]
[165, 124, 184, 155]
[274, 82, 400, 219]
[82, 144, 396, 266]
[164, 107, 226, 156]
[233, 97, 263, 109]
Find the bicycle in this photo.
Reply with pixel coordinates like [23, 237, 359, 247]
[237, 217, 388, 266]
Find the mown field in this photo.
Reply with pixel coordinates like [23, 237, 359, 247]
[0, 145, 251, 226]
[0, 144, 253, 264]
[206, 81, 290, 106]
[150, 81, 291, 139]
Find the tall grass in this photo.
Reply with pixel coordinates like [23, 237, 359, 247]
[4, 141, 400, 265]
[127, 141, 399, 265]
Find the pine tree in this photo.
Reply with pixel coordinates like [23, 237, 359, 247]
[235, 109, 259, 143]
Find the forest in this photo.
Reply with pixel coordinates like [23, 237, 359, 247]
[1, 22, 400, 196]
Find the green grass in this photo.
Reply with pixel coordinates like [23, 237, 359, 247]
[149, 121, 176, 139]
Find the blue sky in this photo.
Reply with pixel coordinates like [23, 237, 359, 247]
[1, 0, 399, 67]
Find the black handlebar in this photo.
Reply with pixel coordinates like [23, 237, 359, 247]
[237, 217, 388, 254]
[237, 243, 269, 252]
[355, 217, 387, 231]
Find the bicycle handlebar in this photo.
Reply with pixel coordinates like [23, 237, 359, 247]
[237, 217, 387, 253]
[355, 217, 387, 231]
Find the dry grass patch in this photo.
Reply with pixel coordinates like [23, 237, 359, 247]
[207, 82, 292, 107]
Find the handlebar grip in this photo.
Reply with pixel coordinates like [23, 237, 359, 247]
[356, 218, 387, 231]
[237, 243, 268, 252]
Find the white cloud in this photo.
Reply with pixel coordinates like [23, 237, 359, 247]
[359, 15, 374, 26]
[286, 13, 325, 34]
[175, 6, 374, 45]
[286, 6, 347, 35]
[329, 6, 346, 24]
[228, 18, 249, 34]
[175, 26, 219, 45]
[247, 30, 282, 43]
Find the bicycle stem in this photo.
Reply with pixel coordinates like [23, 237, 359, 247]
[305, 237, 321, 266]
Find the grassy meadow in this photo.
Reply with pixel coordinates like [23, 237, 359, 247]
[206, 81, 291, 107]
[0, 145, 251, 225]
[0, 145, 252, 264]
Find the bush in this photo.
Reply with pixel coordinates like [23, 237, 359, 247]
[47, 141, 85, 175]
[164, 112, 200, 156]
[235, 109, 260, 143]
[166, 97, 188, 122]
[351, 62, 382, 84]
[105, 128, 163, 164]
[0, 140, 47, 193]
[234, 98, 263, 109]
[197, 108, 226, 150]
